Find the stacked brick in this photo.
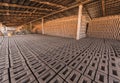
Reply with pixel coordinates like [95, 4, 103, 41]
[0, 38, 9, 83]
[79, 16, 87, 39]
[8, 35, 120, 83]
[44, 15, 78, 38]
[1, 35, 120, 83]
[87, 15, 120, 40]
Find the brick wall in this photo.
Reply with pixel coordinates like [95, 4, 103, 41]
[87, 15, 120, 40]
[44, 15, 78, 38]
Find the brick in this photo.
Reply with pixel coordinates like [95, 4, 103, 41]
[66, 70, 81, 83]
[95, 71, 108, 83]
[89, 60, 98, 69]
[78, 75, 92, 83]
[11, 61, 26, 68]
[0, 73, 9, 83]
[84, 67, 96, 80]
[109, 76, 120, 83]
[98, 62, 108, 74]
[69, 60, 80, 69]
[34, 66, 50, 78]
[59, 66, 72, 79]
[1, 80, 9, 83]
[49, 75, 64, 83]
[11, 74, 36, 83]
[30, 62, 45, 72]
[48, 60, 59, 68]
[76, 63, 87, 74]
[109, 67, 120, 80]
[99, 58, 108, 66]
[38, 70, 56, 83]
[63, 58, 73, 65]
[92, 56, 100, 63]
[81, 58, 90, 66]
[53, 62, 65, 73]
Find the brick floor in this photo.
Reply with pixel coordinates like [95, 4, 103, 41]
[0, 34, 120, 83]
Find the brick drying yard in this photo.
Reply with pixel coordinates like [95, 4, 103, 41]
[0, 35, 120, 83]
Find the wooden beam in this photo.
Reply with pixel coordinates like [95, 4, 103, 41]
[101, 0, 105, 16]
[1, 16, 39, 18]
[84, 7, 92, 20]
[27, 0, 92, 23]
[0, 14, 42, 17]
[0, 9, 47, 14]
[0, 2, 54, 11]
[30, 0, 67, 9]
[76, 4, 83, 40]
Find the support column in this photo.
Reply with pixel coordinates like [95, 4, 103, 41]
[30, 22, 32, 31]
[76, 4, 83, 40]
[42, 18, 44, 34]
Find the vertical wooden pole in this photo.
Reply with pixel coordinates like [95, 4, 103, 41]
[102, 0, 105, 16]
[30, 22, 32, 31]
[42, 18, 44, 34]
[76, 4, 83, 40]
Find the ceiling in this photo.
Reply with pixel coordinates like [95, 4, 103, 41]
[0, 0, 119, 27]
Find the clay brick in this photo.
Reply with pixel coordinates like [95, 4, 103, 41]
[98, 62, 108, 74]
[84, 67, 96, 80]
[53, 62, 65, 73]
[78, 75, 92, 83]
[66, 70, 81, 83]
[109, 67, 120, 80]
[59, 66, 72, 80]
[34, 66, 50, 78]
[49, 75, 64, 83]
[76, 63, 87, 74]
[95, 71, 108, 83]
[38, 70, 56, 83]
[11, 74, 36, 83]
[109, 76, 120, 83]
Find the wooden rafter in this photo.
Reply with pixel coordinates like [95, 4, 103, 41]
[0, 2, 54, 11]
[30, 0, 67, 9]
[101, 0, 105, 16]
[84, 7, 92, 20]
[1, 15, 38, 19]
[29, 0, 92, 23]
[2, 15, 39, 17]
[0, 9, 47, 14]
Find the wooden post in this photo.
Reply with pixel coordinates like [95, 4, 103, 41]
[30, 22, 32, 31]
[76, 4, 83, 40]
[101, 0, 105, 16]
[42, 18, 44, 34]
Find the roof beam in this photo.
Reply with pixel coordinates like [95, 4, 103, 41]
[1, 16, 39, 18]
[29, 0, 92, 23]
[0, 14, 42, 16]
[0, 2, 54, 11]
[101, 0, 105, 16]
[0, 9, 47, 14]
[30, 0, 67, 9]
[84, 7, 92, 20]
